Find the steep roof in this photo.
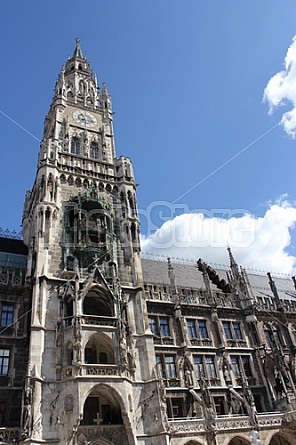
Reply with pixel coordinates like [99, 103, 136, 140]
[141, 258, 296, 302]
[0, 237, 28, 255]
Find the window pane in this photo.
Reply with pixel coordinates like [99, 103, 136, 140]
[242, 356, 252, 377]
[187, 320, 197, 339]
[165, 356, 176, 378]
[90, 143, 99, 160]
[198, 320, 209, 339]
[193, 356, 204, 378]
[71, 138, 80, 155]
[231, 356, 240, 378]
[273, 330, 281, 346]
[156, 355, 163, 378]
[160, 318, 170, 337]
[149, 317, 158, 336]
[205, 356, 216, 378]
[0, 349, 10, 375]
[1, 305, 14, 326]
[233, 323, 243, 340]
[264, 329, 273, 348]
[223, 322, 232, 340]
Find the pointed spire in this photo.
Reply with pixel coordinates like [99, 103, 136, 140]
[227, 247, 240, 283]
[73, 37, 83, 59]
[267, 272, 283, 311]
[167, 257, 177, 294]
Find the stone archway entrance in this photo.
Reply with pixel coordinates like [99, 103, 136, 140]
[77, 385, 131, 445]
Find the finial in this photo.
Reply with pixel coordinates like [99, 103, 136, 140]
[227, 247, 235, 266]
[73, 37, 83, 58]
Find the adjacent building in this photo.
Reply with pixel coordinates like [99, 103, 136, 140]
[0, 40, 296, 445]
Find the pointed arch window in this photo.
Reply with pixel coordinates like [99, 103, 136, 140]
[79, 80, 86, 94]
[90, 142, 99, 160]
[71, 137, 80, 156]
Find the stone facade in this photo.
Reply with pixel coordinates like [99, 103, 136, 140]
[0, 40, 295, 445]
[0, 237, 30, 432]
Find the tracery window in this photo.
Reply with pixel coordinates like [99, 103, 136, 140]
[90, 142, 99, 160]
[71, 137, 80, 156]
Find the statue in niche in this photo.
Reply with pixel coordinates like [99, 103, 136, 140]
[183, 354, 193, 388]
[74, 317, 82, 340]
[22, 383, 33, 435]
[200, 377, 215, 430]
[120, 333, 128, 367]
[74, 339, 82, 364]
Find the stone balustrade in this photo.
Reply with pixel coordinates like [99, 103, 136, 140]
[168, 411, 286, 434]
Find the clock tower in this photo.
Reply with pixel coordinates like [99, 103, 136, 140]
[22, 39, 163, 445]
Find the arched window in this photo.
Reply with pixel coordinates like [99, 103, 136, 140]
[79, 80, 86, 94]
[90, 142, 99, 160]
[75, 178, 82, 188]
[66, 342, 74, 366]
[84, 295, 111, 317]
[81, 388, 123, 425]
[64, 295, 73, 318]
[67, 176, 74, 186]
[84, 335, 115, 365]
[71, 137, 80, 156]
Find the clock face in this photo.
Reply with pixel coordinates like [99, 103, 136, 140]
[73, 111, 97, 127]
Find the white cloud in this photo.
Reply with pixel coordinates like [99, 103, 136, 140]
[141, 199, 296, 274]
[263, 35, 296, 138]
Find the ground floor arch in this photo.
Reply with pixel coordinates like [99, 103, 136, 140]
[77, 383, 135, 445]
[227, 438, 249, 445]
[269, 433, 295, 445]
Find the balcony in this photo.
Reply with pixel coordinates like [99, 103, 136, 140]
[82, 315, 118, 328]
[64, 364, 119, 378]
[0, 428, 23, 443]
[168, 412, 286, 434]
[64, 315, 118, 328]
[77, 424, 127, 445]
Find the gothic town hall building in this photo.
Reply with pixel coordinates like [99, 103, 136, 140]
[0, 40, 296, 445]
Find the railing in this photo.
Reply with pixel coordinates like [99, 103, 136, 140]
[82, 315, 118, 327]
[83, 364, 118, 376]
[64, 364, 119, 378]
[153, 337, 174, 346]
[168, 411, 288, 434]
[64, 315, 118, 328]
[0, 228, 22, 240]
[77, 424, 127, 445]
[0, 428, 23, 443]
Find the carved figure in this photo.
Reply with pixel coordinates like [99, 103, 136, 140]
[22, 401, 31, 432]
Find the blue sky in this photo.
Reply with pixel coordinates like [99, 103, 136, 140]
[1, 1, 296, 273]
